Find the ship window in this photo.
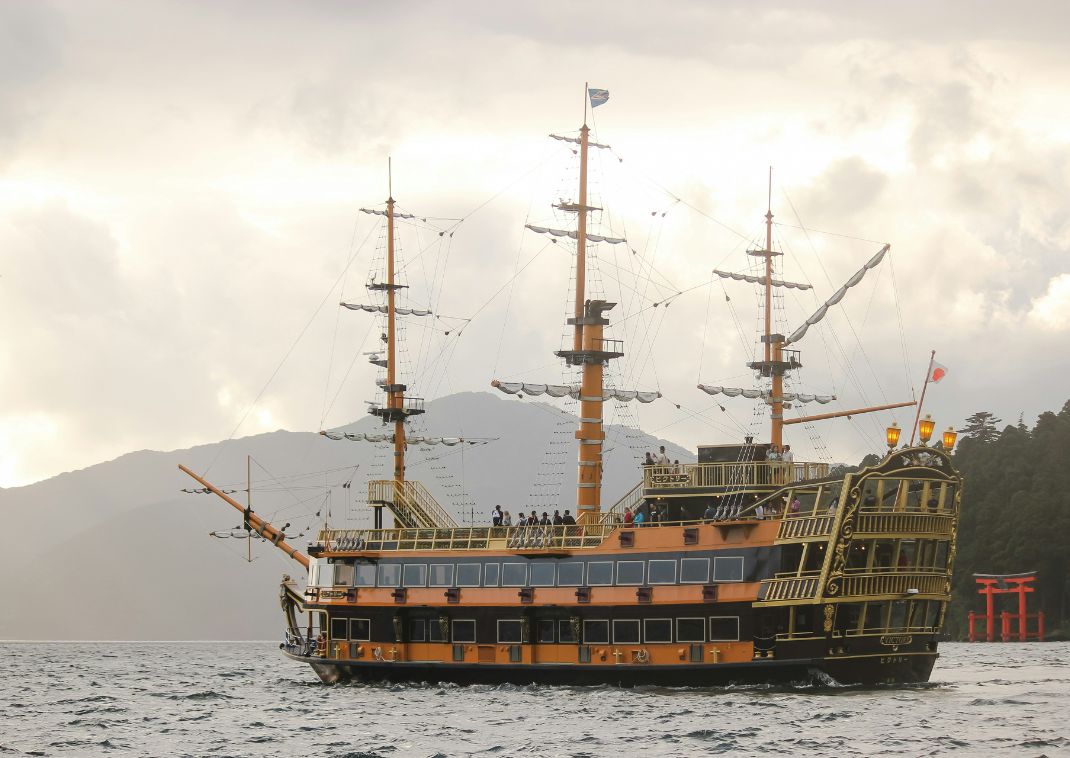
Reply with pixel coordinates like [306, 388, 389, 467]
[333, 563, 354, 586]
[890, 600, 908, 630]
[557, 561, 584, 586]
[616, 561, 645, 586]
[709, 616, 740, 641]
[530, 562, 555, 587]
[680, 558, 710, 584]
[410, 619, 427, 642]
[330, 617, 348, 640]
[583, 619, 610, 644]
[429, 564, 455, 587]
[863, 602, 889, 632]
[559, 620, 577, 643]
[536, 619, 555, 643]
[377, 564, 401, 588]
[676, 617, 705, 643]
[934, 542, 949, 570]
[456, 563, 481, 587]
[429, 618, 446, 642]
[403, 564, 427, 587]
[317, 562, 336, 587]
[350, 619, 371, 641]
[587, 561, 613, 586]
[502, 563, 528, 587]
[483, 563, 500, 587]
[713, 556, 744, 582]
[452, 620, 476, 643]
[497, 619, 524, 643]
[354, 563, 377, 587]
[613, 619, 640, 644]
[648, 560, 677, 585]
[644, 618, 672, 643]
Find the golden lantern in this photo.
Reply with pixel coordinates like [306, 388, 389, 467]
[886, 421, 901, 449]
[942, 426, 958, 450]
[919, 414, 935, 445]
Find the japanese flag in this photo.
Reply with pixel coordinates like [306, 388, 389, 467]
[930, 361, 948, 383]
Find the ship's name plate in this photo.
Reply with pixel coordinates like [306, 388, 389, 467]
[880, 634, 913, 647]
[320, 589, 348, 599]
[650, 473, 690, 485]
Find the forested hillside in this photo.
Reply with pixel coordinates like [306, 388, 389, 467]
[945, 401, 1070, 639]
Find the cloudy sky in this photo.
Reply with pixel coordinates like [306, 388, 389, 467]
[2, 0, 1068, 488]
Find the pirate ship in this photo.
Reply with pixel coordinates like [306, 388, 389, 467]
[181, 90, 962, 686]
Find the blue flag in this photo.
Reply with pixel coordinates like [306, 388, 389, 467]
[588, 88, 609, 108]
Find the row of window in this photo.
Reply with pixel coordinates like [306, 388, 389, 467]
[329, 616, 741, 644]
[311, 556, 745, 589]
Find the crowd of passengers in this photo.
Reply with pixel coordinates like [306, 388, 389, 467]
[491, 505, 576, 527]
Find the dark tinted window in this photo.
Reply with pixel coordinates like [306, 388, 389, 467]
[452, 620, 476, 643]
[616, 561, 644, 585]
[377, 564, 400, 587]
[713, 556, 744, 582]
[354, 563, 377, 587]
[429, 618, 446, 642]
[530, 562, 555, 587]
[677, 617, 705, 642]
[429, 564, 454, 587]
[350, 619, 370, 641]
[536, 619, 555, 643]
[557, 562, 584, 586]
[645, 619, 672, 643]
[583, 620, 609, 644]
[680, 558, 709, 583]
[648, 560, 677, 585]
[498, 620, 524, 643]
[410, 619, 427, 642]
[613, 619, 640, 644]
[587, 562, 613, 585]
[456, 563, 481, 587]
[559, 620, 577, 643]
[709, 616, 739, 641]
[330, 617, 348, 640]
[502, 563, 527, 587]
[403, 564, 427, 587]
[484, 563, 500, 587]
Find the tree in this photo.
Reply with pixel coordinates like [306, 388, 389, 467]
[958, 411, 1002, 443]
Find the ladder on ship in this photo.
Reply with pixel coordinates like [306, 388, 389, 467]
[368, 479, 459, 529]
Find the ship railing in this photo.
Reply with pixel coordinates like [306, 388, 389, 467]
[776, 514, 836, 540]
[319, 523, 618, 552]
[281, 631, 317, 658]
[643, 461, 830, 490]
[836, 571, 948, 598]
[761, 572, 822, 601]
[853, 512, 956, 537]
[367, 479, 459, 530]
[599, 481, 645, 523]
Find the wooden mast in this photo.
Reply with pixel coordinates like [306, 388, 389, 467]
[764, 168, 786, 451]
[385, 159, 407, 486]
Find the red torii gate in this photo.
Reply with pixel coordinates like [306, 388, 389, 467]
[968, 572, 1045, 642]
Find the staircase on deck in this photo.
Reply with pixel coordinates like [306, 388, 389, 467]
[368, 479, 459, 529]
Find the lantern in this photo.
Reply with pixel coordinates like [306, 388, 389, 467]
[942, 426, 957, 450]
[919, 414, 935, 445]
[886, 422, 901, 449]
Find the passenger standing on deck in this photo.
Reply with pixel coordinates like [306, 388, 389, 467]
[562, 510, 576, 525]
[528, 511, 538, 526]
[553, 510, 563, 525]
[644, 452, 655, 466]
[656, 446, 670, 465]
[492, 505, 503, 526]
[703, 502, 717, 522]
[623, 507, 634, 527]
[540, 512, 551, 526]
[503, 510, 513, 526]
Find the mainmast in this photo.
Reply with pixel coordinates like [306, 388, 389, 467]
[747, 168, 791, 450]
[384, 165, 406, 485]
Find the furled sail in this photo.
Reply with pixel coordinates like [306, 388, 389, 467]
[340, 302, 432, 316]
[321, 431, 483, 446]
[697, 385, 835, 404]
[785, 244, 889, 345]
[524, 225, 626, 245]
[713, 270, 812, 290]
[492, 380, 660, 403]
[549, 133, 611, 150]
[359, 208, 416, 220]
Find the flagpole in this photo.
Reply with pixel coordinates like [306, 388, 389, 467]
[909, 349, 936, 445]
[583, 80, 588, 126]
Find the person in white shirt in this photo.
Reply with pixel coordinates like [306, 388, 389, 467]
[656, 446, 670, 465]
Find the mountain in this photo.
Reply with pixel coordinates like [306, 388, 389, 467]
[0, 391, 695, 640]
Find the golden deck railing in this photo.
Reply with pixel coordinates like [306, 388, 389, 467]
[318, 523, 620, 553]
[643, 461, 831, 490]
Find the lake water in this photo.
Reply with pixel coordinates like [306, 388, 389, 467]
[0, 641, 1067, 757]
